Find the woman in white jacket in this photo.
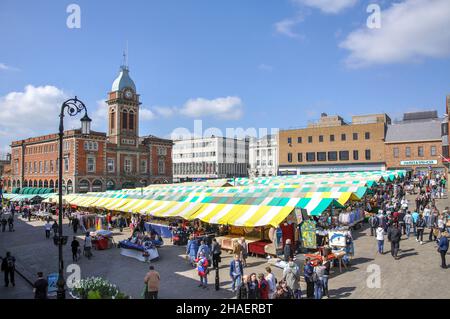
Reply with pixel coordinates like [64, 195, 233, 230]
[376, 226, 385, 254]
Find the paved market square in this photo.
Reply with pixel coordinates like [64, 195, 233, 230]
[1, 192, 449, 299]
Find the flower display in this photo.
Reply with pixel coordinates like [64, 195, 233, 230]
[72, 277, 129, 299]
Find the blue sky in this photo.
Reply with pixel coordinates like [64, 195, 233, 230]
[0, 0, 449, 151]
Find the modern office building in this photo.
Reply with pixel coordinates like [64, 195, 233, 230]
[248, 135, 278, 178]
[278, 113, 390, 174]
[172, 136, 249, 181]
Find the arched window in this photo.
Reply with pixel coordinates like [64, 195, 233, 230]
[12, 180, 16, 188]
[129, 110, 135, 130]
[122, 110, 128, 130]
[78, 179, 90, 193]
[44, 180, 49, 188]
[110, 111, 115, 132]
[23, 180, 28, 187]
[38, 180, 43, 188]
[106, 180, 115, 191]
[92, 180, 103, 192]
[67, 180, 74, 194]
[33, 180, 38, 188]
[49, 180, 55, 190]
[16, 180, 21, 188]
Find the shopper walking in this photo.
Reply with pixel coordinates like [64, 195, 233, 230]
[144, 265, 160, 299]
[282, 257, 301, 299]
[1, 215, 7, 232]
[313, 262, 324, 299]
[84, 232, 93, 259]
[265, 267, 276, 299]
[321, 256, 331, 298]
[197, 240, 211, 262]
[239, 237, 248, 267]
[376, 225, 385, 254]
[33, 272, 48, 299]
[211, 238, 222, 269]
[369, 213, 379, 236]
[416, 214, 426, 245]
[387, 224, 402, 260]
[71, 237, 80, 262]
[247, 273, 260, 299]
[196, 251, 209, 289]
[412, 210, 419, 236]
[51, 221, 58, 237]
[1, 252, 16, 287]
[186, 235, 199, 267]
[429, 211, 439, 242]
[257, 273, 269, 299]
[7, 215, 14, 232]
[404, 211, 413, 239]
[283, 239, 294, 262]
[236, 275, 249, 299]
[438, 232, 449, 269]
[303, 258, 314, 299]
[44, 220, 52, 239]
[230, 254, 244, 293]
[72, 217, 79, 234]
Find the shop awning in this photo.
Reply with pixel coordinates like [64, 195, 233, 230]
[188, 203, 295, 227]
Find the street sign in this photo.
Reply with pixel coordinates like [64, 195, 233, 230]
[47, 273, 59, 297]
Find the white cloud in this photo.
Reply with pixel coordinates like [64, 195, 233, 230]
[258, 64, 274, 72]
[0, 63, 19, 72]
[180, 96, 243, 120]
[153, 106, 177, 118]
[274, 15, 305, 38]
[140, 108, 157, 121]
[293, 0, 358, 14]
[340, 0, 450, 67]
[0, 85, 74, 150]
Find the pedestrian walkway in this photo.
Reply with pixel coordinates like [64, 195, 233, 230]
[0, 193, 449, 299]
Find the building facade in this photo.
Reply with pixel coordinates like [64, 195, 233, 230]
[248, 135, 278, 178]
[172, 136, 249, 181]
[385, 111, 446, 175]
[278, 113, 390, 174]
[3, 63, 173, 194]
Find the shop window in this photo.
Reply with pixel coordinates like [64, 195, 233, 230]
[306, 152, 315, 162]
[317, 152, 326, 162]
[328, 152, 337, 161]
[339, 151, 349, 161]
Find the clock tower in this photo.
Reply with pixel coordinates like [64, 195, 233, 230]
[107, 63, 141, 147]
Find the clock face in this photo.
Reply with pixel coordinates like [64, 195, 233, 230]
[124, 90, 133, 99]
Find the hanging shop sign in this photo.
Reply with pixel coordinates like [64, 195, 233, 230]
[328, 231, 347, 247]
[400, 160, 437, 166]
[301, 220, 317, 249]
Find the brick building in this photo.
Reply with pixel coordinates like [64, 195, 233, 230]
[2, 63, 173, 194]
[385, 111, 445, 175]
[278, 113, 390, 174]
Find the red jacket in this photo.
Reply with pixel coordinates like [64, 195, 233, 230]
[258, 279, 269, 299]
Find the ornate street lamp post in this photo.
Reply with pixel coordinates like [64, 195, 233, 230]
[56, 97, 91, 299]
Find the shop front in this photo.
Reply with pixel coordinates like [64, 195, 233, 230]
[396, 160, 446, 177]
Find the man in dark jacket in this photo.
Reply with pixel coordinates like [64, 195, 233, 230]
[33, 272, 48, 299]
[429, 212, 439, 242]
[387, 224, 402, 260]
[369, 214, 379, 236]
[438, 232, 449, 269]
[1, 252, 16, 287]
[230, 255, 244, 293]
[303, 258, 314, 299]
[283, 239, 294, 262]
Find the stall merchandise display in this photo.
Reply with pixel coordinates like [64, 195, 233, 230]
[338, 208, 364, 226]
[301, 220, 317, 249]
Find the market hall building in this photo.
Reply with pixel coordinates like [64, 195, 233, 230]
[3, 62, 173, 194]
